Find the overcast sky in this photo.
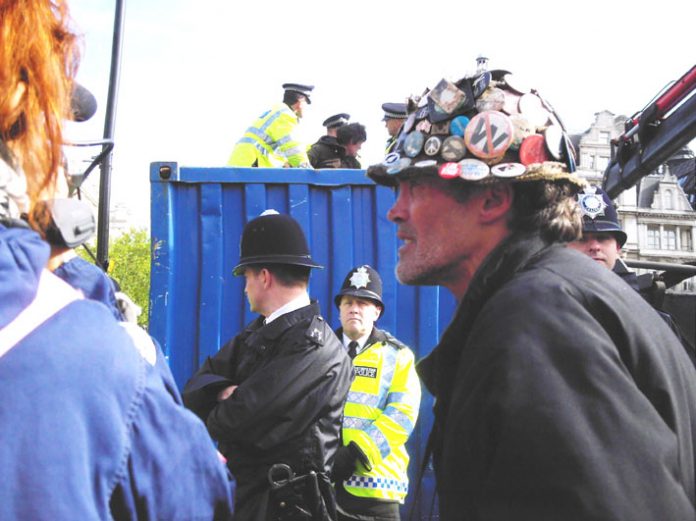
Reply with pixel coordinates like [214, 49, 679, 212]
[66, 0, 695, 227]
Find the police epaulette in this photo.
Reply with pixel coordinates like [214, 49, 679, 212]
[305, 316, 327, 345]
[384, 332, 408, 350]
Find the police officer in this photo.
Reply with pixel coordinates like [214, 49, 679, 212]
[332, 265, 420, 521]
[381, 102, 407, 153]
[308, 113, 351, 168]
[183, 211, 353, 521]
[228, 83, 314, 168]
[569, 185, 696, 364]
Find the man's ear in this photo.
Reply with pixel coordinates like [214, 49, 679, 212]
[260, 268, 272, 289]
[478, 183, 513, 224]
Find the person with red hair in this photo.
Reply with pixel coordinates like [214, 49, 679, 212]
[0, 1, 233, 519]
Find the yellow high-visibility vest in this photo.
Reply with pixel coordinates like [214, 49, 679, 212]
[342, 330, 421, 503]
[228, 103, 310, 168]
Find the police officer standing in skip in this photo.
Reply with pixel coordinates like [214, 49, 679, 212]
[367, 62, 696, 520]
[228, 83, 314, 168]
[183, 211, 353, 521]
[381, 102, 408, 154]
[331, 265, 420, 521]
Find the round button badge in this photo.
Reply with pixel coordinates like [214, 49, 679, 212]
[464, 111, 514, 161]
[518, 134, 552, 165]
[441, 136, 467, 162]
[458, 159, 490, 181]
[403, 131, 425, 158]
[438, 162, 461, 179]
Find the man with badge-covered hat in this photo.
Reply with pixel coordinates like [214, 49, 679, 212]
[381, 102, 408, 154]
[367, 61, 696, 520]
[183, 211, 352, 521]
[228, 83, 314, 168]
[569, 185, 696, 366]
[331, 265, 420, 520]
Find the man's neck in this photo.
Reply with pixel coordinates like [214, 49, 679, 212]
[263, 289, 310, 324]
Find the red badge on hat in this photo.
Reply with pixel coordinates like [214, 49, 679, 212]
[438, 162, 461, 179]
[518, 134, 552, 165]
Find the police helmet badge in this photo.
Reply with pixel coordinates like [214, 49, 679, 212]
[349, 266, 371, 289]
[577, 186, 607, 220]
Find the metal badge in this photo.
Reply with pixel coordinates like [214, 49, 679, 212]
[416, 119, 432, 133]
[450, 115, 470, 137]
[383, 152, 401, 167]
[518, 134, 552, 165]
[386, 157, 412, 175]
[458, 159, 490, 181]
[464, 111, 514, 160]
[472, 72, 492, 98]
[544, 125, 563, 160]
[424, 136, 442, 156]
[577, 187, 607, 219]
[403, 131, 425, 158]
[562, 134, 577, 172]
[475, 87, 506, 112]
[430, 79, 470, 114]
[427, 97, 451, 123]
[414, 159, 437, 168]
[491, 162, 526, 178]
[441, 136, 467, 162]
[415, 105, 429, 120]
[502, 90, 521, 115]
[438, 162, 461, 179]
[402, 112, 417, 134]
[431, 121, 450, 135]
[509, 115, 534, 149]
[518, 93, 550, 129]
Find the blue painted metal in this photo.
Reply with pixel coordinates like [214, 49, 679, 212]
[149, 163, 456, 519]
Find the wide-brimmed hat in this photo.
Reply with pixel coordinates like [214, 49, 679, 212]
[368, 66, 585, 189]
[233, 211, 323, 275]
[334, 265, 384, 313]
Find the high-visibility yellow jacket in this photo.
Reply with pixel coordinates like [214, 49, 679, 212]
[340, 327, 421, 503]
[227, 103, 310, 168]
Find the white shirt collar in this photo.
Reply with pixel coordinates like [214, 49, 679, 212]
[342, 332, 371, 352]
[264, 293, 310, 325]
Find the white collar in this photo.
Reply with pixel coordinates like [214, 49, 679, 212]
[342, 332, 370, 351]
[264, 293, 310, 325]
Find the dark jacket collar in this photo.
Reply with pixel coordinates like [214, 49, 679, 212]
[334, 326, 388, 349]
[418, 232, 553, 400]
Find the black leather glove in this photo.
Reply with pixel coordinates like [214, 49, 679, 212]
[332, 443, 359, 483]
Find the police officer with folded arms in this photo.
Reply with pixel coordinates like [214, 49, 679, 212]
[332, 265, 420, 521]
[183, 211, 352, 521]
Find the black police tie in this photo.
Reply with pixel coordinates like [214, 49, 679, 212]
[348, 341, 359, 360]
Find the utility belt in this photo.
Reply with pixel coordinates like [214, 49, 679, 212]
[267, 464, 337, 521]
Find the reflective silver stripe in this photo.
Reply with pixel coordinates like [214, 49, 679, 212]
[365, 423, 390, 458]
[283, 146, 304, 157]
[347, 391, 381, 407]
[343, 416, 372, 430]
[247, 127, 275, 147]
[237, 137, 269, 157]
[383, 405, 414, 433]
[259, 108, 285, 133]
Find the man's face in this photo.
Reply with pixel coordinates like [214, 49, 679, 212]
[294, 96, 308, 118]
[384, 118, 403, 137]
[387, 178, 481, 288]
[568, 231, 621, 270]
[339, 296, 381, 340]
[344, 141, 363, 157]
[243, 268, 264, 313]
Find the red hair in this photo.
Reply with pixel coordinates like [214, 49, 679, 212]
[0, 0, 80, 214]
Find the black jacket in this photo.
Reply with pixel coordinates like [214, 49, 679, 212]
[418, 234, 696, 521]
[308, 136, 361, 169]
[184, 303, 353, 520]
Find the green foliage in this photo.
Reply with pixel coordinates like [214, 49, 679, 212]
[76, 227, 151, 327]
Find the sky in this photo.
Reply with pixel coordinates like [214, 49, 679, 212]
[66, 0, 695, 227]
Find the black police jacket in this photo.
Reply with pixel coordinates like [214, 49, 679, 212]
[418, 233, 696, 521]
[183, 302, 352, 520]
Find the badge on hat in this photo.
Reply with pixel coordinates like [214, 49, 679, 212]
[577, 186, 607, 219]
[349, 266, 371, 289]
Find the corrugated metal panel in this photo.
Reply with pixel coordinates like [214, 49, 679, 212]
[149, 163, 455, 518]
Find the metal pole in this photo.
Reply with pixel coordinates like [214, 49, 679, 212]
[96, 0, 126, 270]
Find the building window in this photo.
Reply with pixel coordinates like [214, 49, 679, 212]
[647, 225, 660, 249]
[599, 131, 611, 143]
[597, 156, 609, 171]
[663, 226, 677, 250]
[581, 153, 594, 169]
[663, 190, 674, 210]
[682, 229, 694, 251]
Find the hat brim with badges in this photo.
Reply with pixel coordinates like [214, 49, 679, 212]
[233, 211, 323, 275]
[367, 68, 585, 190]
[334, 265, 384, 314]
